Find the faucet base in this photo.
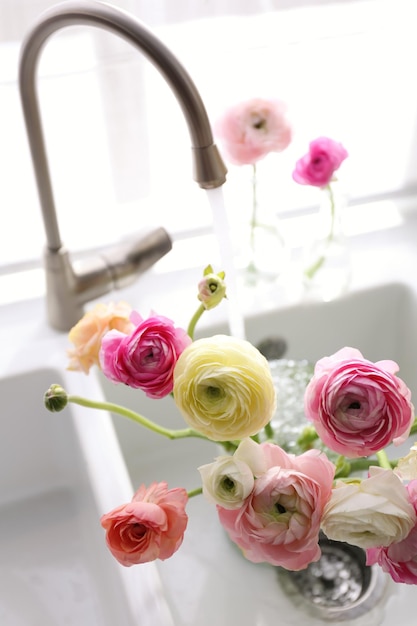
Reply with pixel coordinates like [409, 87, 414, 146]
[45, 226, 172, 331]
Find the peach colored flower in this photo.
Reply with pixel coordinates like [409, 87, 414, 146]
[100, 482, 188, 566]
[367, 480, 417, 584]
[67, 301, 134, 373]
[292, 136, 348, 187]
[304, 347, 414, 458]
[173, 335, 276, 441]
[218, 444, 335, 570]
[99, 312, 191, 398]
[215, 98, 292, 166]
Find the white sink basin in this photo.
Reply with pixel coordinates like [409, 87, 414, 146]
[99, 280, 417, 626]
[0, 367, 135, 625]
[0, 313, 173, 626]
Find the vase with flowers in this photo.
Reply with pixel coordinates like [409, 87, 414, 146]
[44, 265, 417, 622]
[293, 136, 351, 300]
[215, 98, 292, 285]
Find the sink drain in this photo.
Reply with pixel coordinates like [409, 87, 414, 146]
[278, 535, 391, 622]
[256, 337, 288, 360]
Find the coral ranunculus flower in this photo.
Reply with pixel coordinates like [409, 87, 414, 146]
[173, 335, 276, 441]
[218, 444, 335, 571]
[304, 346, 414, 458]
[292, 136, 348, 187]
[99, 312, 191, 398]
[67, 301, 134, 373]
[100, 482, 188, 566]
[215, 98, 292, 166]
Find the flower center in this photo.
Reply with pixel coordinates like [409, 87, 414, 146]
[275, 503, 287, 514]
[348, 401, 361, 410]
[130, 523, 147, 539]
[251, 114, 267, 131]
[221, 476, 235, 493]
[205, 385, 224, 401]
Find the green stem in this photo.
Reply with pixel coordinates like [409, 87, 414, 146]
[263, 421, 275, 440]
[376, 448, 392, 470]
[187, 303, 205, 340]
[304, 183, 335, 281]
[409, 416, 417, 436]
[187, 487, 203, 499]
[68, 395, 208, 441]
[247, 163, 258, 271]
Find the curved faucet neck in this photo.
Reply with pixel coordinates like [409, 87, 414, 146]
[19, 0, 227, 251]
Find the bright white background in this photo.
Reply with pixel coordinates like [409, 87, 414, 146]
[1, 0, 417, 274]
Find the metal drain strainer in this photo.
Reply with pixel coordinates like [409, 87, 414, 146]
[289, 539, 369, 608]
[278, 535, 391, 622]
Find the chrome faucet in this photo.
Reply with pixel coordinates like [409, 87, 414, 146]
[19, 0, 227, 331]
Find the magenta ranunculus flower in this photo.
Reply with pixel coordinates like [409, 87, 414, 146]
[304, 347, 414, 458]
[292, 136, 348, 187]
[99, 311, 191, 398]
[214, 97, 292, 166]
[367, 480, 417, 584]
[218, 444, 335, 571]
[100, 482, 188, 566]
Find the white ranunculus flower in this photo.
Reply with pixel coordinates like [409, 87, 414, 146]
[321, 467, 416, 549]
[198, 438, 267, 509]
[395, 442, 417, 480]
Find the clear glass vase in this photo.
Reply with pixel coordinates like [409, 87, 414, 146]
[302, 182, 351, 300]
[238, 164, 288, 286]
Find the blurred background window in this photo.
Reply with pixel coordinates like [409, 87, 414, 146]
[1, 0, 416, 270]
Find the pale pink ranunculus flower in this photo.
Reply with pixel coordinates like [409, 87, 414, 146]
[214, 98, 292, 166]
[67, 301, 134, 373]
[218, 444, 335, 570]
[322, 467, 416, 551]
[292, 136, 348, 187]
[367, 480, 417, 584]
[304, 346, 414, 458]
[99, 312, 191, 398]
[100, 482, 188, 566]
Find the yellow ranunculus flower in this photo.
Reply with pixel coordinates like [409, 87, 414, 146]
[173, 335, 276, 441]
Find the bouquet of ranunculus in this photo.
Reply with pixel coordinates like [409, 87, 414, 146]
[44, 265, 417, 585]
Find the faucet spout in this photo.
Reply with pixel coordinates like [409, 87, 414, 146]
[18, 0, 227, 331]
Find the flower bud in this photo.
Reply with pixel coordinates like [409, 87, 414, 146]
[44, 384, 68, 412]
[197, 265, 227, 310]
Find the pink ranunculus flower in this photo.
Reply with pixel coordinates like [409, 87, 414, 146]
[99, 312, 191, 398]
[218, 443, 335, 570]
[100, 482, 188, 566]
[67, 301, 134, 373]
[367, 480, 417, 584]
[292, 136, 348, 187]
[304, 347, 414, 458]
[214, 98, 292, 166]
